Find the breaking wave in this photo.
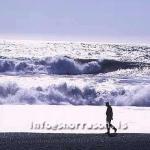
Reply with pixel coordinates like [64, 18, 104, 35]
[0, 82, 97, 105]
[0, 56, 149, 75]
[0, 82, 150, 106]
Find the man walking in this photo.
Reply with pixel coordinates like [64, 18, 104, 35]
[105, 102, 117, 134]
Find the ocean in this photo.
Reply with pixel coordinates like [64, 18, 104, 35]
[0, 40, 150, 106]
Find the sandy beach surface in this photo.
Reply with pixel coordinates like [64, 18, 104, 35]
[0, 133, 150, 150]
[1, 106, 150, 133]
[1, 106, 150, 150]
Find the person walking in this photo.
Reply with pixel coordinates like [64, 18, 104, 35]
[105, 102, 117, 135]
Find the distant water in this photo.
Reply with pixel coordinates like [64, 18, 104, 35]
[0, 40, 150, 106]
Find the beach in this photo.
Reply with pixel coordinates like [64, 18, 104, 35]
[1, 105, 150, 133]
[0, 133, 150, 150]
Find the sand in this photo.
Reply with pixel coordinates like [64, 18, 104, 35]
[0, 133, 150, 150]
[1, 106, 150, 133]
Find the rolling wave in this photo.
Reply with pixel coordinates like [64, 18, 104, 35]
[0, 82, 150, 106]
[0, 56, 149, 75]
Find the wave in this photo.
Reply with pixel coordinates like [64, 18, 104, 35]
[0, 56, 149, 75]
[0, 82, 97, 105]
[111, 86, 150, 106]
[0, 82, 150, 106]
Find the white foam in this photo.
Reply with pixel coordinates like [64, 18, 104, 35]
[0, 78, 149, 106]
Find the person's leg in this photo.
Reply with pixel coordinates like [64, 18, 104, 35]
[106, 121, 110, 134]
[110, 123, 117, 133]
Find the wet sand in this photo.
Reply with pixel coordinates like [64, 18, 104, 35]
[0, 133, 150, 150]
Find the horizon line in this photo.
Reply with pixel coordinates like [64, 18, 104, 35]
[0, 35, 150, 46]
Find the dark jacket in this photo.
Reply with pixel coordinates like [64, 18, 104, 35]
[106, 106, 113, 121]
